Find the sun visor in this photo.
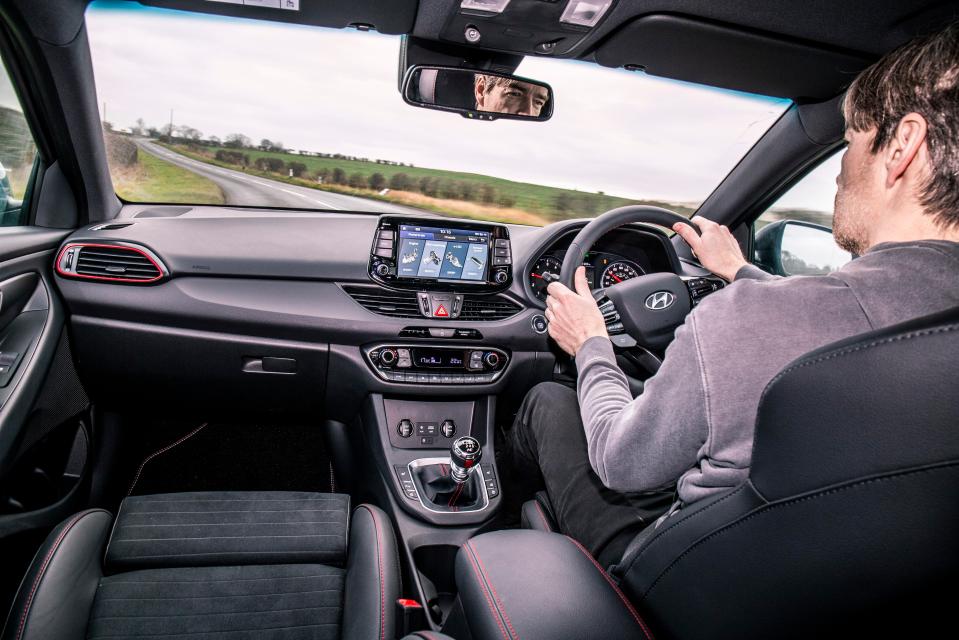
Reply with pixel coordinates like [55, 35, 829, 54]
[594, 14, 873, 101]
[137, 0, 418, 35]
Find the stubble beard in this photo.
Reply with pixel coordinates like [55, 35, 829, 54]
[832, 186, 870, 256]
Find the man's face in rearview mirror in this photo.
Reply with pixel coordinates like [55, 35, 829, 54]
[474, 75, 549, 117]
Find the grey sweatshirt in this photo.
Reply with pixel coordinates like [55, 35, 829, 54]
[575, 240, 959, 508]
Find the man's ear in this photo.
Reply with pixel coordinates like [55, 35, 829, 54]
[884, 112, 928, 188]
[474, 78, 486, 109]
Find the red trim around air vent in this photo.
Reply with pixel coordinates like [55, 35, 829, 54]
[54, 242, 165, 283]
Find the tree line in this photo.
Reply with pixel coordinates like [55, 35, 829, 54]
[121, 119, 414, 167]
[211, 149, 515, 206]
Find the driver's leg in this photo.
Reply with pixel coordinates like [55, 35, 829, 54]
[507, 381, 673, 558]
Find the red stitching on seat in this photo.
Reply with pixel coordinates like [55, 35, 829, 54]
[16, 510, 101, 640]
[467, 541, 519, 640]
[358, 506, 386, 640]
[127, 423, 208, 495]
[566, 537, 654, 640]
[463, 543, 512, 640]
[533, 501, 553, 531]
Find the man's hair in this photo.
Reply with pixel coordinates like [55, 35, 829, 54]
[475, 74, 516, 95]
[843, 23, 959, 227]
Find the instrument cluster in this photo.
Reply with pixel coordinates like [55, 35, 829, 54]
[528, 251, 646, 301]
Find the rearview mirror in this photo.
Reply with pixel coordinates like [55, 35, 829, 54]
[402, 66, 553, 121]
[755, 220, 853, 276]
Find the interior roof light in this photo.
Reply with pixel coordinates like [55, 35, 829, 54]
[460, 0, 512, 14]
[560, 0, 614, 28]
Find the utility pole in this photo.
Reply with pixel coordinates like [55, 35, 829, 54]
[168, 109, 174, 143]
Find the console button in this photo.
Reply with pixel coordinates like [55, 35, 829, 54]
[397, 419, 414, 438]
[440, 374, 453, 384]
[416, 422, 438, 437]
[397, 348, 412, 368]
[429, 374, 442, 384]
[428, 327, 455, 338]
[416, 373, 429, 383]
[531, 314, 548, 334]
[420, 437, 435, 446]
[417, 292, 432, 315]
[441, 420, 456, 438]
[485, 479, 499, 498]
[494, 239, 510, 248]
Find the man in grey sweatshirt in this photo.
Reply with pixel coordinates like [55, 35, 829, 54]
[507, 23, 959, 562]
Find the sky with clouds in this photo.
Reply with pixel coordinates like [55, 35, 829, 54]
[79, 1, 838, 209]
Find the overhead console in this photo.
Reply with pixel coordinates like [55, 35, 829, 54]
[369, 216, 513, 304]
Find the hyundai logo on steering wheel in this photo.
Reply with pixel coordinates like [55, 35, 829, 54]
[645, 291, 676, 310]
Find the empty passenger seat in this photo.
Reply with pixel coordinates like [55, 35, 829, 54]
[3, 491, 400, 640]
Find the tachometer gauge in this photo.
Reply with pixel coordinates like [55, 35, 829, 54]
[529, 256, 563, 300]
[601, 261, 643, 287]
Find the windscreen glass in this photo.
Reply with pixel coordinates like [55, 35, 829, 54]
[86, 1, 791, 226]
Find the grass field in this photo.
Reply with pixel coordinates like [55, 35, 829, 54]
[113, 147, 224, 205]
[162, 142, 695, 224]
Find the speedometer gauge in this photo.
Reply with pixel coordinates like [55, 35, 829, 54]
[601, 261, 643, 287]
[529, 256, 562, 300]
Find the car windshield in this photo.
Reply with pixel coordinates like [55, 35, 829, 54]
[86, 1, 791, 226]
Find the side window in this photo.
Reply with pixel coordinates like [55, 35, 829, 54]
[0, 58, 39, 227]
[754, 151, 852, 276]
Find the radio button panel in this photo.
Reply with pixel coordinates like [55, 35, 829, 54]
[365, 343, 508, 385]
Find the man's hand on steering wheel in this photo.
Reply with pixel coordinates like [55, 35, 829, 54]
[545, 266, 608, 356]
[672, 218, 748, 282]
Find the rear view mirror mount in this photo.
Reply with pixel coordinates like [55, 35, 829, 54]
[402, 65, 553, 122]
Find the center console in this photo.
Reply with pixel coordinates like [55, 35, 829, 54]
[358, 216, 525, 631]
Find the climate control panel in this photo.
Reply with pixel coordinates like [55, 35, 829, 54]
[364, 344, 508, 384]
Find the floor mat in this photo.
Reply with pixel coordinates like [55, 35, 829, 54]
[127, 421, 334, 496]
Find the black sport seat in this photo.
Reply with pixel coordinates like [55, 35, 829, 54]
[2, 492, 400, 640]
[519, 306, 959, 638]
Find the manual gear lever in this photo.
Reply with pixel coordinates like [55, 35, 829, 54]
[449, 436, 482, 484]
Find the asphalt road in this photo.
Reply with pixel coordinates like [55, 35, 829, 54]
[135, 139, 427, 215]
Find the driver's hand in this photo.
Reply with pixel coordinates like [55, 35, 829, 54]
[545, 266, 608, 356]
[673, 218, 748, 282]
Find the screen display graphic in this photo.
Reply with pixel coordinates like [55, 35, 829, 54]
[396, 224, 490, 281]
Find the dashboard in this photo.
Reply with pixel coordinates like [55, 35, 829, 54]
[50, 206, 703, 416]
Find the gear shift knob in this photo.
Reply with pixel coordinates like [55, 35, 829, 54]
[449, 436, 482, 484]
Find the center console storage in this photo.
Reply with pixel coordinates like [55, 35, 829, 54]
[451, 530, 654, 640]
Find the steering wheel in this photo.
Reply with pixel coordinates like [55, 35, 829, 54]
[558, 205, 696, 351]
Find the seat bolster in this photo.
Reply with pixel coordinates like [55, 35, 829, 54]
[341, 504, 400, 640]
[401, 633, 458, 640]
[2, 509, 112, 640]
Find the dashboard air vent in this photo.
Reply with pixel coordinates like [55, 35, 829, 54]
[342, 285, 422, 319]
[457, 296, 523, 321]
[56, 243, 165, 283]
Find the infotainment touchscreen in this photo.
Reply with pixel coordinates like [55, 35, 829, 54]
[395, 223, 490, 281]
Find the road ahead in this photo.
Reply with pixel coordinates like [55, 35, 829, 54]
[135, 139, 426, 215]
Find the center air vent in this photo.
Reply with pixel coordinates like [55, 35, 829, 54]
[343, 285, 523, 321]
[458, 296, 523, 321]
[56, 243, 165, 283]
[342, 285, 421, 319]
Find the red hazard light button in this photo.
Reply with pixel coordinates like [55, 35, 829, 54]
[434, 305, 449, 317]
